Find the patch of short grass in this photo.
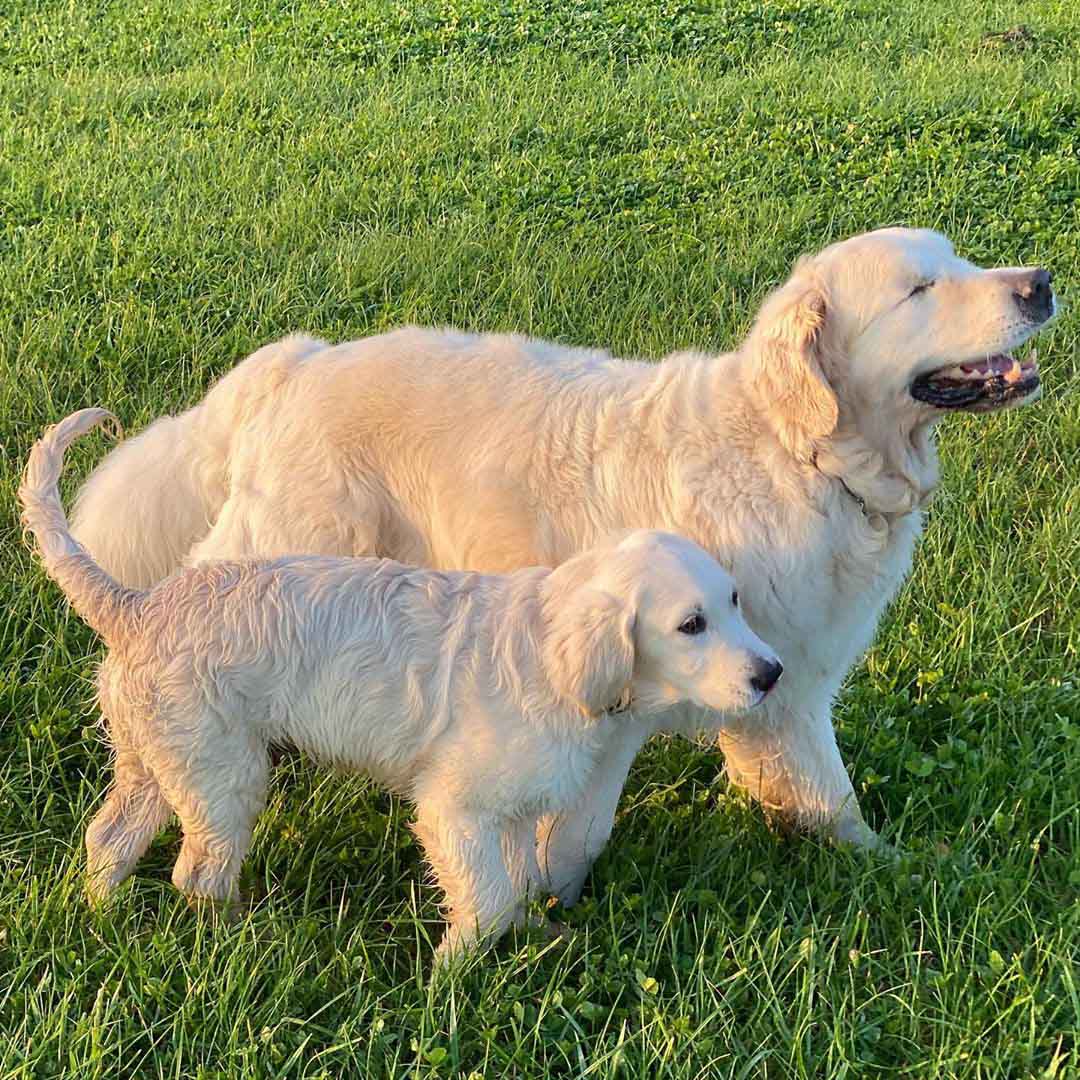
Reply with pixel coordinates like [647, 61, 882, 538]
[1, 1, 1078, 1077]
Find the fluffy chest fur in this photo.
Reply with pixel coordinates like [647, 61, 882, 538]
[735, 497, 922, 697]
[516, 354, 931, 712]
[612, 463, 922, 731]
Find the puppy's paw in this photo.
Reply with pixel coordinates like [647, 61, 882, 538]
[183, 892, 250, 925]
[829, 813, 886, 852]
[524, 910, 569, 944]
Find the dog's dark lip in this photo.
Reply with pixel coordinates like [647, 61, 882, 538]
[910, 351, 1041, 412]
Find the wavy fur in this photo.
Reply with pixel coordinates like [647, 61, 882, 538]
[68, 228, 1054, 902]
[26, 425, 777, 959]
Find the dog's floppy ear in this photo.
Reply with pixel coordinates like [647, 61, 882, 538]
[543, 587, 635, 717]
[746, 275, 838, 459]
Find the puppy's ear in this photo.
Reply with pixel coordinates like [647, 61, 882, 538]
[543, 588, 635, 717]
[747, 278, 838, 458]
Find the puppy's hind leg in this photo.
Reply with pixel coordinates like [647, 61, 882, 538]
[85, 747, 172, 905]
[145, 719, 270, 907]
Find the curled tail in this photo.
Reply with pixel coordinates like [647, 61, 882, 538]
[20, 409, 146, 642]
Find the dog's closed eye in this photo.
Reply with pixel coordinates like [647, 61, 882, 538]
[908, 280, 935, 299]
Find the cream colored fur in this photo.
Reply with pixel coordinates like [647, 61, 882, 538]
[22, 409, 778, 959]
[69, 226, 1054, 903]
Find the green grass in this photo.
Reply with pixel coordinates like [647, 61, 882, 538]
[1, 0, 1079, 1076]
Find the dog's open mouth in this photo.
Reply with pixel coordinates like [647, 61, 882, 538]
[910, 351, 1041, 412]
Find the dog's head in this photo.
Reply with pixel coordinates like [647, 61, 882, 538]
[744, 227, 1055, 459]
[541, 530, 781, 718]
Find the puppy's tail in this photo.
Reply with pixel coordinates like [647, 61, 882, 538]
[20, 409, 146, 642]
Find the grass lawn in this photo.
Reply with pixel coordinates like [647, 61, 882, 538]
[1, 0, 1079, 1076]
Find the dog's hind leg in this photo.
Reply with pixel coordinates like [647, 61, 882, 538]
[185, 488, 389, 567]
[145, 717, 269, 906]
[85, 747, 172, 904]
[437, 468, 550, 573]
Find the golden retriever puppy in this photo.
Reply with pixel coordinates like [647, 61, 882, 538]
[68, 227, 1055, 902]
[22, 409, 780, 959]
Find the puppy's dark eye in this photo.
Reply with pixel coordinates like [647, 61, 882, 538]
[909, 280, 935, 298]
[678, 613, 707, 635]
[731, 590, 739, 607]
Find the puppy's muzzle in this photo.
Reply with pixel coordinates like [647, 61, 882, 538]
[750, 657, 783, 696]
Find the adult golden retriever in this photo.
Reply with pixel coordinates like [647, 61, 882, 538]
[71, 227, 1054, 903]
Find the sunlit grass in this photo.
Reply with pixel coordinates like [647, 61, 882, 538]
[1, 1, 1078, 1076]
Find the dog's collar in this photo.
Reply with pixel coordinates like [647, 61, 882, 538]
[811, 450, 868, 517]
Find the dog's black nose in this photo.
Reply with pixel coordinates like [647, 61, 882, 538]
[1009, 268, 1054, 322]
[750, 658, 783, 695]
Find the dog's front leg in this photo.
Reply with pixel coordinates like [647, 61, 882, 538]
[715, 688, 881, 848]
[535, 724, 649, 906]
[502, 818, 567, 937]
[502, 818, 542, 910]
[413, 803, 519, 964]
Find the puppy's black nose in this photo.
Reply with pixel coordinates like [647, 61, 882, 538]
[1010, 268, 1054, 322]
[750, 658, 783, 695]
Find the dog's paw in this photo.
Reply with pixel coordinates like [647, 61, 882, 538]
[182, 892, 251, 925]
[84, 873, 123, 910]
[829, 813, 884, 850]
[526, 911, 569, 944]
[831, 819, 905, 863]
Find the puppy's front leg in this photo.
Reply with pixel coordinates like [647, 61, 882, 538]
[535, 724, 648, 906]
[716, 689, 881, 848]
[413, 803, 520, 963]
[502, 818, 568, 939]
[502, 817, 542, 913]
